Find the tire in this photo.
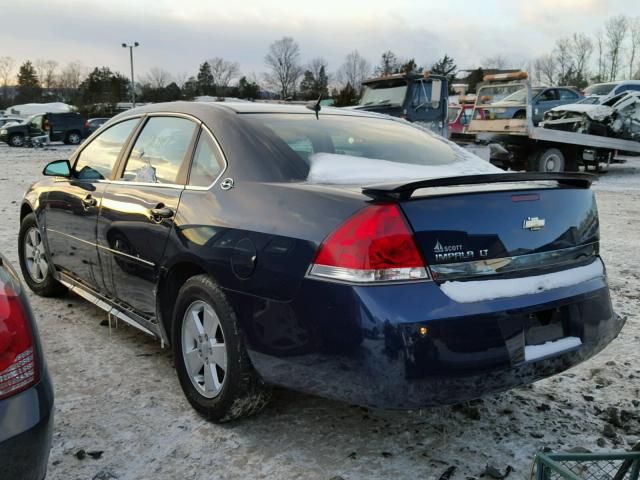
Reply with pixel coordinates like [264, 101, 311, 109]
[65, 131, 82, 145]
[534, 148, 565, 172]
[172, 274, 271, 422]
[18, 213, 67, 297]
[8, 133, 25, 147]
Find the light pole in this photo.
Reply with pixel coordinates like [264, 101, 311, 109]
[121, 42, 139, 108]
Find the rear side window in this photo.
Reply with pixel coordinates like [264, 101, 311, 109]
[122, 116, 197, 184]
[188, 132, 225, 187]
[74, 118, 139, 180]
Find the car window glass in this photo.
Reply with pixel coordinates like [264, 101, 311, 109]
[122, 116, 196, 184]
[538, 90, 557, 101]
[411, 81, 427, 107]
[74, 118, 139, 180]
[559, 89, 578, 100]
[188, 132, 224, 187]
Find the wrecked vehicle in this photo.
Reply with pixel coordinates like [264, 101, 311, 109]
[352, 72, 449, 136]
[542, 91, 640, 141]
[19, 101, 624, 422]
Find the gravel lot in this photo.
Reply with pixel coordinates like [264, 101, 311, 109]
[0, 143, 638, 480]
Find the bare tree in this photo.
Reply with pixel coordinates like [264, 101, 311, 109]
[629, 17, 640, 79]
[143, 67, 172, 89]
[174, 71, 189, 89]
[264, 37, 303, 99]
[337, 50, 371, 92]
[570, 33, 593, 82]
[208, 57, 240, 94]
[34, 59, 58, 89]
[58, 61, 86, 90]
[534, 54, 557, 86]
[0, 56, 15, 88]
[594, 30, 606, 82]
[482, 54, 509, 69]
[307, 58, 329, 83]
[605, 15, 628, 81]
[554, 38, 573, 83]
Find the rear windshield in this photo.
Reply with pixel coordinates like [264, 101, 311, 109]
[242, 113, 496, 184]
[584, 83, 616, 96]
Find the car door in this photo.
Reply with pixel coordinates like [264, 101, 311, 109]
[97, 114, 199, 316]
[43, 117, 141, 291]
[407, 78, 448, 136]
[533, 89, 559, 124]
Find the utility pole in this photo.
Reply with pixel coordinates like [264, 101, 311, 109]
[121, 42, 140, 108]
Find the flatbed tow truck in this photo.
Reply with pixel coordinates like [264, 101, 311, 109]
[467, 72, 640, 172]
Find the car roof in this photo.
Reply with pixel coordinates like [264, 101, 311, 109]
[120, 101, 389, 119]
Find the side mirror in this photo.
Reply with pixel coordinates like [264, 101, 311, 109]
[43, 160, 71, 177]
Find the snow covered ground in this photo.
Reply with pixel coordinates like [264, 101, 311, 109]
[0, 143, 638, 480]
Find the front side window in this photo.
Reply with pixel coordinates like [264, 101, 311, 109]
[122, 116, 197, 184]
[74, 118, 139, 180]
[188, 132, 225, 187]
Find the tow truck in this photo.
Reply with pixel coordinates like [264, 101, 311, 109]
[467, 72, 640, 172]
[352, 71, 449, 137]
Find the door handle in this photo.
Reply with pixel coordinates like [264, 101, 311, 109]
[150, 206, 174, 222]
[82, 195, 97, 208]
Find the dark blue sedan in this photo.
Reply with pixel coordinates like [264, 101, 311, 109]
[17, 102, 623, 422]
[0, 253, 54, 478]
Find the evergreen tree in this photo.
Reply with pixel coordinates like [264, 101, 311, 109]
[298, 66, 329, 100]
[401, 58, 417, 74]
[16, 61, 42, 103]
[237, 76, 261, 100]
[375, 51, 400, 76]
[430, 54, 457, 92]
[196, 62, 214, 96]
[465, 68, 484, 93]
[78, 67, 129, 113]
[333, 83, 359, 107]
[182, 76, 199, 99]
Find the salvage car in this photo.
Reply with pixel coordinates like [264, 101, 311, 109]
[0, 253, 54, 479]
[582, 80, 640, 101]
[480, 87, 582, 124]
[542, 91, 640, 141]
[18, 101, 623, 422]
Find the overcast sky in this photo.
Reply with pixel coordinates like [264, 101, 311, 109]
[1, 0, 636, 81]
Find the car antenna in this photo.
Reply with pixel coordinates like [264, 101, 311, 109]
[306, 94, 323, 119]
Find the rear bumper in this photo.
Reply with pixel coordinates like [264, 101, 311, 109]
[242, 271, 623, 409]
[0, 372, 54, 480]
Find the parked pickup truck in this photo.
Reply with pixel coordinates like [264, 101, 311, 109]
[350, 71, 449, 137]
[0, 112, 89, 147]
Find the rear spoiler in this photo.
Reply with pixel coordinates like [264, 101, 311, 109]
[362, 172, 595, 201]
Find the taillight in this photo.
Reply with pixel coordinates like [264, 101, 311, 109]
[309, 204, 430, 283]
[0, 286, 37, 399]
[84, 120, 90, 129]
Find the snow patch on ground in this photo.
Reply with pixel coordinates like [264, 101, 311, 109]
[440, 259, 604, 303]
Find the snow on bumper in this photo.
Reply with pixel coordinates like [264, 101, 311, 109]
[440, 259, 604, 303]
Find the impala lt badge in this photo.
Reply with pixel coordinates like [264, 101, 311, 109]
[523, 217, 545, 231]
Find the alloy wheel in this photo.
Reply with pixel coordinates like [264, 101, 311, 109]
[68, 133, 81, 144]
[181, 300, 227, 398]
[10, 135, 24, 147]
[23, 227, 48, 283]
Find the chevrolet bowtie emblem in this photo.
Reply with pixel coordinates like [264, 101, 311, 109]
[523, 217, 545, 231]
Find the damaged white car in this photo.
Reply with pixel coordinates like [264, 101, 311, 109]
[541, 91, 640, 141]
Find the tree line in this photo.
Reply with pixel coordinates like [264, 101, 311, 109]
[1, 13, 638, 114]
